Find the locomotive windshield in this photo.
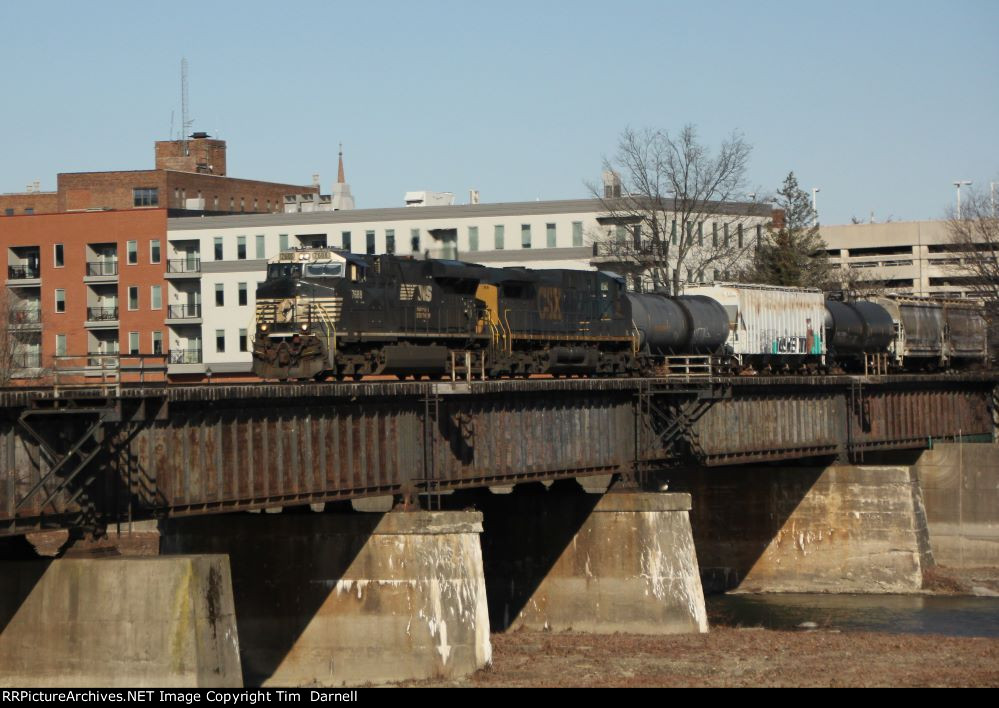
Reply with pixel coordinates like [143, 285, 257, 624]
[268, 263, 303, 279]
[305, 263, 344, 278]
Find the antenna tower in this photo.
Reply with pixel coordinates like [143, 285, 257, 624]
[181, 58, 193, 156]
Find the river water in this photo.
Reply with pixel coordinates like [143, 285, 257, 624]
[707, 594, 999, 638]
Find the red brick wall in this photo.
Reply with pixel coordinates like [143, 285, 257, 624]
[55, 170, 317, 214]
[1, 209, 168, 371]
[0, 192, 60, 216]
[155, 138, 228, 176]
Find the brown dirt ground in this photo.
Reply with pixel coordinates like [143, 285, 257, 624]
[409, 628, 999, 687]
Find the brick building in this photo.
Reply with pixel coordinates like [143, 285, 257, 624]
[0, 134, 318, 218]
[2, 209, 169, 381]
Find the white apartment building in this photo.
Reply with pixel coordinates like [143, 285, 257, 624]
[165, 197, 770, 377]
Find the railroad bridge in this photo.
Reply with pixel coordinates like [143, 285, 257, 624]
[0, 373, 997, 686]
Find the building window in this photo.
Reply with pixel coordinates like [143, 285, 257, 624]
[229, 197, 234, 210]
[342, 231, 352, 251]
[712, 223, 719, 248]
[214, 237, 224, 261]
[253, 198, 258, 210]
[697, 222, 703, 246]
[724, 223, 730, 246]
[54, 289, 66, 313]
[279, 234, 289, 252]
[215, 283, 224, 307]
[214, 196, 219, 210]
[410, 229, 420, 253]
[494, 225, 505, 250]
[546, 223, 556, 248]
[133, 188, 158, 207]
[152, 331, 163, 355]
[240, 198, 245, 212]
[4, 208, 13, 216]
[238, 282, 247, 307]
[128, 286, 138, 310]
[366, 230, 376, 255]
[127, 241, 138, 265]
[468, 226, 479, 252]
[738, 224, 744, 249]
[216, 329, 225, 353]
[671, 220, 678, 245]
[237, 236, 247, 260]
[151, 285, 162, 310]
[55, 334, 67, 357]
[54, 244, 64, 267]
[756, 224, 762, 244]
[572, 222, 583, 247]
[255, 235, 265, 259]
[386, 229, 396, 255]
[150, 240, 161, 264]
[239, 329, 248, 353]
[129, 332, 140, 356]
[686, 222, 693, 246]
[521, 225, 532, 249]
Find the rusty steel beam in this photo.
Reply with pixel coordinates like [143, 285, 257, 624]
[0, 374, 995, 537]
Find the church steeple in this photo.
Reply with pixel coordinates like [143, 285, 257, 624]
[331, 142, 355, 211]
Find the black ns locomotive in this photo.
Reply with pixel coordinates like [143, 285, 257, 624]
[252, 248, 652, 380]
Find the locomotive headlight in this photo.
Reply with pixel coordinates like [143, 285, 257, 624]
[259, 324, 269, 333]
[300, 323, 309, 332]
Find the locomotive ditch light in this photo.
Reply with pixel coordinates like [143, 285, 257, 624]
[300, 323, 309, 332]
[259, 324, 269, 333]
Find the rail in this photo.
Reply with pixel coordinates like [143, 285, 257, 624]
[166, 259, 201, 274]
[167, 304, 202, 319]
[85, 262, 119, 277]
[86, 306, 119, 322]
[7, 265, 40, 280]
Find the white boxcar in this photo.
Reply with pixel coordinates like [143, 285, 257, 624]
[684, 283, 827, 359]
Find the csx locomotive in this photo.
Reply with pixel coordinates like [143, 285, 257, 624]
[252, 248, 989, 380]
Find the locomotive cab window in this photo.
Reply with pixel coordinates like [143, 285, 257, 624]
[268, 264, 303, 279]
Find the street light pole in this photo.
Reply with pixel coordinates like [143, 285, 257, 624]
[811, 187, 820, 226]
[953, 180, 972, 219]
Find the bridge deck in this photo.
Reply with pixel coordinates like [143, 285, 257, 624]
[2, 373, 996, 538]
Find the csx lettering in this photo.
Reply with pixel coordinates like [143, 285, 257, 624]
[538, 287, 562, 321]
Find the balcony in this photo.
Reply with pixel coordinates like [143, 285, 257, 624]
[85, 306, 119, 329]
[169, 349, 203, 365]
[166, 259, 202, 278]
[7, 265, 40, 282]
[168, 304, 202, 319]
[8, 308, 41, 328]
[166, 303, 203, 326]
[84, 261, 119, 283]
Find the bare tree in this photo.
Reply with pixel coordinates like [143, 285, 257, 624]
[945, 184, 999, 344]
[588, 125, 765, 294]
[0, 287, 38, 386]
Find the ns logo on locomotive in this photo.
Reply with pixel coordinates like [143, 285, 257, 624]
[252, 248, 989, 381]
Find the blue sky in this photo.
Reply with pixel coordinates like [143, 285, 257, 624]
[1, 0, 996, 224]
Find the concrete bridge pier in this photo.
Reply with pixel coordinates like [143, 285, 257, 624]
[476, 484, 708, 635]
[664, 464, 935, 594]
[0, 555, 242, 687]
[160, 509, 491, 687]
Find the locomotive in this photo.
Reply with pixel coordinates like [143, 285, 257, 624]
[252, 248, 989, 380]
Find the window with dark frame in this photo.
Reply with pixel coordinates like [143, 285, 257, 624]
[215, 283, 224, 307]
[238, 283, 247, 307]
[133, 188, 158, 207]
